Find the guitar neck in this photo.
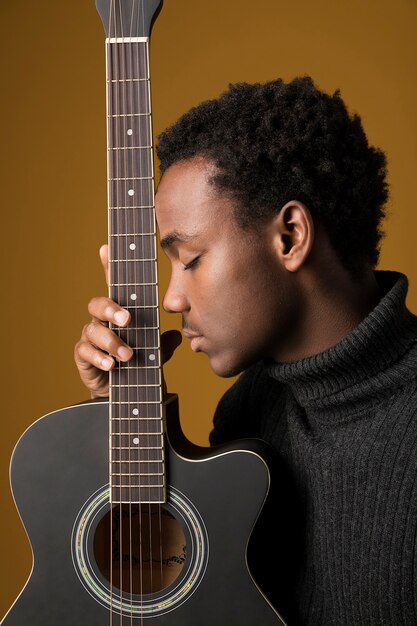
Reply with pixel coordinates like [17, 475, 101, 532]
[106, 36, 164, 506]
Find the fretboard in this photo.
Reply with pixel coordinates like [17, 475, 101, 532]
[106, 37, 164, 505]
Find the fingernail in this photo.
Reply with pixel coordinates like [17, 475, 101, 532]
[114, 310, 129, 326]
[117, 346, 133, 360]
[102, 357, 113, 370]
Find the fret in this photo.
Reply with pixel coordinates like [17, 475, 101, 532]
[109, 179, 153, 207]
[108, 78, 149, 83]
[109, 291, 157, 301]
[109, 176, 153, 181]
[110, 390, 160, 398]
[112, 472, 163, 477]
[109, 205, 154, 209]
[115, 447, 162, 452]
[110, 284, 156, 288]
[110, 258, 156, 261]
[111, 459, 162, 460]
[113, 327, 159, 345]
[107, 41, 148, 81]
[111, 486, 165, 504]
[115, 325, 159, 330]
[111, 355, 161, 370]
[111, 421, 162, 435]
[109, 113, 150, 117]
[107, 81, 150, 116]
[111, 390, 162, 408]
[110, 146, 152, 150]
[109, 292, 157, 299]
[109, 152, 153, 180]
[109, 263, 157, 286]
[111, 448, 163, 462]
[110, 324, 159, 334]
[110, 405, 161, 419]
[112, 433, 162, 446]
[124, 301, 159, 306]
[111, 417, 161, 421]
[111, 292, 158, 310]
[111, 373, 161, 389]
[109, 300, 158, 314]
[111, 476, 164, 487]
[112, 378, 160, 389]
[110, 461, 164, 476]
[110, 235, 156, 260]
[110, 233, 155, 236]
[110, 298, 159, 316]
[110, 207, 154, 234]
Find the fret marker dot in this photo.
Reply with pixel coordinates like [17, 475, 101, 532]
[127, 128, 133, 135]
[128, 189, 135, 196]
[133, 437, 139, 445]
[132, 408, 139, 415]
[149, 354, 156, 361]
[129, 243, 136, 250]
[130, 293, 137, 301]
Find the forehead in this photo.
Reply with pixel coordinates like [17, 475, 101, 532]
[155, 159, 235, 240]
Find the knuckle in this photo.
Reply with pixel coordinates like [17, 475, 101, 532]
[87, 296, 103, 316]
[85, 322, 95, 338]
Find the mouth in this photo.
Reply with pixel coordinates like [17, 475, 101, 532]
[182, 329, 204, 352]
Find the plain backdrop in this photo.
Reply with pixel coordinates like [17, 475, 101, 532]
[0, 0, 416, 617]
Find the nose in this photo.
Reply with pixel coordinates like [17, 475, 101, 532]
[163, 271, 190, 314]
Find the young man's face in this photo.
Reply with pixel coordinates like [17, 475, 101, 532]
[155, 158, 297, 376]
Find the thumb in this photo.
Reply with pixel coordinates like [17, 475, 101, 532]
[99, 244, 109, 287]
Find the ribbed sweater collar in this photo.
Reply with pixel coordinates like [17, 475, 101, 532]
[267, 271, 417, 427]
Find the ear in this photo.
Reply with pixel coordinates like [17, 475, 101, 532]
[272, 200, 314, 272]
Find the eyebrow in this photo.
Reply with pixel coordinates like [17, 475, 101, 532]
[159, 230, 195, 250]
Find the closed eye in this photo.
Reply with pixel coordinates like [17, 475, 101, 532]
[183, 256, 201, 271]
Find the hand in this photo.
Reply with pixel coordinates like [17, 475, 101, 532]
[74, 244, 182, 398]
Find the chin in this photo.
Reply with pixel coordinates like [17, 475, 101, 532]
[208, 351, 254, 379]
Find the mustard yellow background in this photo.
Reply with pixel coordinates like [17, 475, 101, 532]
[0, 0, 416, 617]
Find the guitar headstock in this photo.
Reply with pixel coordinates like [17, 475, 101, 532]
[96, 0, 163, 38]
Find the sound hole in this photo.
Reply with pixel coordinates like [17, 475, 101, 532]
[93, 503, 186, 595]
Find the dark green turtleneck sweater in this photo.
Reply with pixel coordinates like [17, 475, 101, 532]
[210, 271, 417, 625]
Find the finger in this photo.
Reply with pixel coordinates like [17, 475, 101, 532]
[75, 339, 115, 372]
[83, 321, 133, 361]
[74, 340, 112, 398]
[99, 244, 109, 287]
[88, 296, 131, 327]
[161, 329, 182, 364]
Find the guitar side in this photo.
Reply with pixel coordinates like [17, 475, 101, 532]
[1, 401, 286, 625]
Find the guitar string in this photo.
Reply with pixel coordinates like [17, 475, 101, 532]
[114, 2, 124, 624]
[130, 5, 143, 620]
[128, 17, 138, 624]
[139, 0, 155, 607]
[107, 5, 114, 625]
[120, 3, 134, 623]
[137, 2, 147, 618]
[116, 3, 131, 625]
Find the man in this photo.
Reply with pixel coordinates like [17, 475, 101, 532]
[74, 77, 417, 625]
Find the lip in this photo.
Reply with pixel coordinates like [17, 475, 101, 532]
[182, 329, 204, 352]
[190, 336, 204, 352]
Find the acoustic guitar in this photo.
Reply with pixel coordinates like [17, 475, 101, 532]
[1, 1, 286, 623]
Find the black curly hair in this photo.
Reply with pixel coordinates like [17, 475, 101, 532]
[156, 77, 388, 275]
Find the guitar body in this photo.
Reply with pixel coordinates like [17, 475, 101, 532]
[2, 401, 285, 625]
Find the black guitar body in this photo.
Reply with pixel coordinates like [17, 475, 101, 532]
[2, 401, 286, 625]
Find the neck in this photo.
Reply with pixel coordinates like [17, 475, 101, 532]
[273, 262, 381, 364]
